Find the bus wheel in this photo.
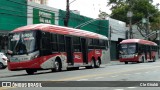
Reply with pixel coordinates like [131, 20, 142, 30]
[86, 59, 95, 69]
[91, 59, 96, 68]
[95, 60, 100, 68]
[125, 62, 128, 64]
[26, 69, 35, 75]
[0, 62, 4, 69]
[141, 57, 144, 63]
[153, 57, 156, 62]
[53, 60, 61, 72]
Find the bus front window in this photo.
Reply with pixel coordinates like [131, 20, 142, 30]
[120, 44, 136, 55]
[15, 40, 27, 55]
[128, 44, 136, 54]
[8, 31, 37, 55]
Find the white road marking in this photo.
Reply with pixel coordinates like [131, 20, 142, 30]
[114, 89, 124, 90]
[145, 72, 150, 74]
[127, 87, 137, 89]
[76, 79, 88, 81]
[94, 77, 104, 79]
[111, 75, 118, 77]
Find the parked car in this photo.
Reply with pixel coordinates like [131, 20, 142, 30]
[0, 52, 8, 69]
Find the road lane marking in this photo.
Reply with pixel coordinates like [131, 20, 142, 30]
[145, 72, 150, 74]
[114, 89, 124, 90]
[2, 65, 160, 90]
[111, 75, 118, 77]
[127, 87, 137, 89]
[94, 77, 104, 79]
[76, 79, 88, 81]
[54, 66, 160, 81]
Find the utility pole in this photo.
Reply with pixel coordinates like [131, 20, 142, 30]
[146, 13, 151, 40]
[127, 0, 133, 39]
[64, 0, 70, 26]
[109, 26, 112, 48]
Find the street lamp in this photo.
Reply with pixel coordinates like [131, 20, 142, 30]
[127, 11, 133, 39]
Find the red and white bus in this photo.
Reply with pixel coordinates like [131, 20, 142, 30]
[7, 24, 109, 74]
[119, 39, 158, 64]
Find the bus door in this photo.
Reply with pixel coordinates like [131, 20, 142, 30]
[65, 36, 74, 65]
[81, 38, 88, 64]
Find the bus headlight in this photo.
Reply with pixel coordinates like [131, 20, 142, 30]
[134, 53, 138, 57]
[31, 54, 39, 60]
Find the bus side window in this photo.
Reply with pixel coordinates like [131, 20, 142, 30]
[50, 34, 58, 52]
[58, 35, 65, 52]
[41, 32, 51, 50]
[139, 44, 145, 54]
[94, 39, 99, 49]
[41, 32, 52, 55]
[88, 38, 94, 49]
[99, 40, 106, 49]
[73, 37, 81, 52]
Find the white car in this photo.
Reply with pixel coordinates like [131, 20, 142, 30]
[0, 52, 8, 69]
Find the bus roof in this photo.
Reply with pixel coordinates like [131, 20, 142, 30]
[11, 24, 108, 40]
[120, 39, 157, 46]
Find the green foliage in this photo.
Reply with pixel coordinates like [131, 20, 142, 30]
[108, 0, 160, 30]
[98, 11, 109, 19]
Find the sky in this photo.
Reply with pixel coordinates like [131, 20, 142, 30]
[48, 0, 160, 19]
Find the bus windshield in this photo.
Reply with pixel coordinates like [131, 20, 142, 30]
[120, 44, 136, 55]
[8, 31, 37, 55]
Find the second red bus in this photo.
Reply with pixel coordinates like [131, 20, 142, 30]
[119, 39, 158, 64]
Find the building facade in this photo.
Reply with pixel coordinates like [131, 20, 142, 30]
[27, 1, 59, 25]
[0, 0, 27, 52]
[109, 18, 127, 60]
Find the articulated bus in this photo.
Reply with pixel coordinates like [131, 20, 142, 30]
[119, 39, 158, 64]
[7, 24, 109, 74]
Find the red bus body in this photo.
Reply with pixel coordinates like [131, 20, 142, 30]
[7, 24, 109, 74]
[119, 39, 158, 64]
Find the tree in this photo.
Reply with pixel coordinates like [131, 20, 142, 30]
[98, 10, 109, 20]
[107, 0, 160, 39]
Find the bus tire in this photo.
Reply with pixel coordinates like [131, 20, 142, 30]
[125, 62, 128, 64]
[153, 57, 156, 62]
[91, 59, 96, 68]
[95, 60, 100, 68]
[52, 60, 61, 72]
[141, 57, 145, 63]
[26, 69, 35, 75]
[0, 62, 4, 69]
[86, 59, 96, 69]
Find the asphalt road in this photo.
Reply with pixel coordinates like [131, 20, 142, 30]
[1, 60, 160, 90]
